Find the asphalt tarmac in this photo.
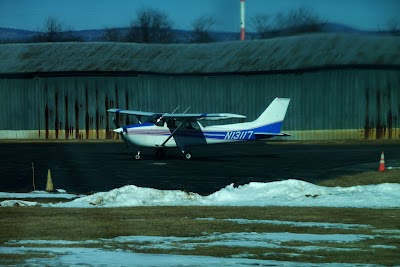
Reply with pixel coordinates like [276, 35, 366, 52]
[1, 141, 400, 195]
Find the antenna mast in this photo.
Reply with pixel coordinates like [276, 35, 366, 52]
[240, 0, 245, 40]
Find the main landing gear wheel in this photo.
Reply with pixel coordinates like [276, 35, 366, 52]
[184, 151, 192, 160]
[134, 150, 141, 160]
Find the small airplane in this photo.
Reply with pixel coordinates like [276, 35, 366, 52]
[108, 97, 290, 160]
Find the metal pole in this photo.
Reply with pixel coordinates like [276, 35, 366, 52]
[240, 0, 245, 40]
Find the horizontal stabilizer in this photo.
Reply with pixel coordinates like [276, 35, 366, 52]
[254, 132, 291, 137]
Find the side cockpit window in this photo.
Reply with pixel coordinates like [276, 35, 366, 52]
[167, 120, 200, 130]
[167, 119, 176, 128]
[187, 121, 200, 130]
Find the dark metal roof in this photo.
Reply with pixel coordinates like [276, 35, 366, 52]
[0, 33, 399, 75]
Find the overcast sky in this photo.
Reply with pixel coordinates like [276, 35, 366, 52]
[0, 0, 399, 32]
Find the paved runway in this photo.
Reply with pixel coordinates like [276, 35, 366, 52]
[1, 141, 400, 195]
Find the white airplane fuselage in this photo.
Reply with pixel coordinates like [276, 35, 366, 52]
[110, 97, 291, 159]
[121, 121, 259, 148]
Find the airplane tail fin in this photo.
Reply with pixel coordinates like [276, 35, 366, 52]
[251, 97, 291, 136]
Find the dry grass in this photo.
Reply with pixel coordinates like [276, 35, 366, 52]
[318, 169, 400, 187]
[1, 206, 399, 265]
[1, 172, 399, 265]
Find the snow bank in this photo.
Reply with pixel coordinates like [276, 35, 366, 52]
[0, 190, 80, 199]
[0, 200, 39, 207]
[52, 185, 204, 208]
[49, 179, 400, 208]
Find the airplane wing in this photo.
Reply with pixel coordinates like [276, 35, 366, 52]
[107, 109, 160, 117]
[162, 113, 246, 121]
[107, 110, 245, 121]
[107, 109, 245, 120]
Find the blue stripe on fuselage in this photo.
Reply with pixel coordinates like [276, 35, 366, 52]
[254, 121, 283, 133]
[205, 121, 283, 140]
[123, 121, 283, 140]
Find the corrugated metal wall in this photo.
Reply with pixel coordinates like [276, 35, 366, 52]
[0, 69, 399, 140]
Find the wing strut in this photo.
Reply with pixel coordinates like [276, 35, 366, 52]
[160, 120, 186, 147]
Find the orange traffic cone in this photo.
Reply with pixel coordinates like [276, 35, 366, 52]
[379, 152, 385, 172]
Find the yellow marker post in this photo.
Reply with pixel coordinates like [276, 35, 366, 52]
[46, 169, 54, 192]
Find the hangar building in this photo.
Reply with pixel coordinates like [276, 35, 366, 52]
[0, 33, 399, 140]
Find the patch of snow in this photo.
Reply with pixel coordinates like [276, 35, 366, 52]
[55, 189, 67, 193]
[373, 229, 400, 234]
[0, 190, 79, 199]
[6, 239, 100, 246]
[51, 185, 204, 208]
[0, 247, 381, 267]
[5, 232, 374, 251]
[0, 200, 38, 207]
[2, 230, 389, 266]
[202, 232, 372, 244]
[293, 246, 361, 252]
[370, 245, 397, 249]
[196, 218, 373, 229]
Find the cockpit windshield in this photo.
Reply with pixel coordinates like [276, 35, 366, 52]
[144, 115, 165, 126]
